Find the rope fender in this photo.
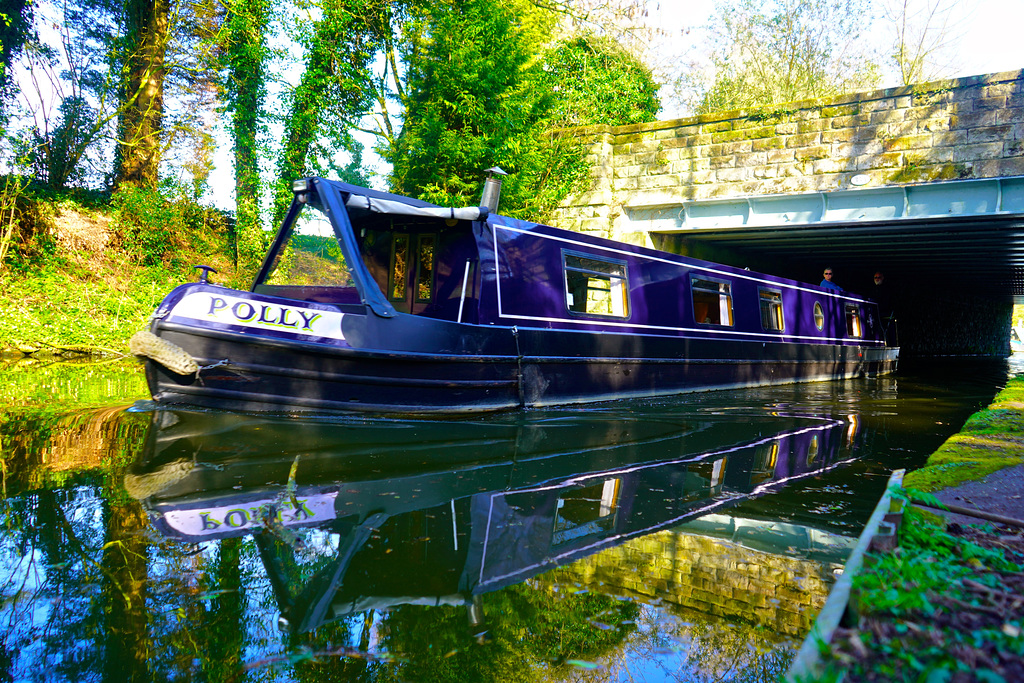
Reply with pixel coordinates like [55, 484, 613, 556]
[129, 330, 199, 376]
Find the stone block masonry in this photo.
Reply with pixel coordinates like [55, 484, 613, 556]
[552, 71, 1024, 241]
[545, 530, 839, 638]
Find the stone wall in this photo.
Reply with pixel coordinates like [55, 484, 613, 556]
[547, 530, 839, 638]
[554, 70, 1024, 241]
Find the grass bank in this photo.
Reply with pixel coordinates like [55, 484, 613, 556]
[822, 503, 1024, 681]
[0, 184, 237, 358]
[803, 374, 1024, 681]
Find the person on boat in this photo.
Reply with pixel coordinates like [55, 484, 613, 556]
[873, 270, 897, 345]
[820, 267, 842, 291]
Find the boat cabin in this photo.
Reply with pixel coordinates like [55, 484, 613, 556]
[250, 179, 884, 348]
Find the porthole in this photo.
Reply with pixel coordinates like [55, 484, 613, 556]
[813, 302, 824, 330]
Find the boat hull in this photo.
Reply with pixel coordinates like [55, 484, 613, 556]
[144, 308, 898, 414]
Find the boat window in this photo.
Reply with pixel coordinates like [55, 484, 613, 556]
[691, 276, 733, 326]
[416, 235, 435, 302]
[813, 302, 825, 330]
[389, 234, 409, 300]
[390, 233, 436, 303]
[551, 479, 620, 547]
[563, 252, 629, 317]
[846, 304, 863, 337]
[262, 206, 352, 287]
[806, 434, 820, 465]
[751, 442, 779, 485]
[758, 289, 784, 331]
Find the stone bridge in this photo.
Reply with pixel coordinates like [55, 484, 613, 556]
[554, 71, 1024, 356]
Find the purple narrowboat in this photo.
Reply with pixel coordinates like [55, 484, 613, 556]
[130, 177, 898, 413]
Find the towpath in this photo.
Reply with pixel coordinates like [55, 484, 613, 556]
[932, 462, 1024, 525]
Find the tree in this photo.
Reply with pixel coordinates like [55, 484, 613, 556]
[6, 0, 221, 192]
[0, 0, 34, 125]
[388, 3, 661, 219]
[220, 0, 271, 271]
[679, 0, 881, 115]
[387, 0, 558, 213]
[883, 0, 966, 85]
[544, 33, 660, 127]
[14, 0, 122, 190]
[271, 0, 382, 225]
[113, 0, 171, 188]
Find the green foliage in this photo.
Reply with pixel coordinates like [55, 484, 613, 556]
[369, 582, 639, 682]
[835, 505, 1024, 679]
[0, 181, 233, 355]
[0, 0, 34, 123]
[682, 0, 881, 114]
[389, 2, 659, 220]
[0, 173, 38, 268]
[12, 0, 121, 190]
[544, 34, 660, 128]
[1, 258, 170, 352]
[855, 508, 1007, 616]
[112, 184, 182, 267]
[272, 0, 378, 224]
[388, 0, 554, 212]
[221, 0, 272, 276]
[30, 96, 96, 190]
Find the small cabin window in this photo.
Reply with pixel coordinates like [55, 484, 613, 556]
[813, 302, 825, 331]
[691, 276, 733, 326]
[416, 235, 435, 302]
[389, 234, 409, 300]
[807, 434, 820, 465]
[389, 233, 436, 302]
[759, 289, 785, 331]
[845, 304, 863, 337]
[563, 252, 629, 318]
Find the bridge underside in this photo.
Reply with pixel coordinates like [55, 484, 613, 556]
[662, 213, 1024, 300]
[629, 178, 1024, 356]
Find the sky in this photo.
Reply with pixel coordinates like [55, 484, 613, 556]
[649, 0, 1024, 118]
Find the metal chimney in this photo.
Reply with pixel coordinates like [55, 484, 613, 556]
[479, 167, 507, 212]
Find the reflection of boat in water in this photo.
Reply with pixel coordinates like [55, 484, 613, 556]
[132, 177, 896, 414]
[125, 409, 860, 633]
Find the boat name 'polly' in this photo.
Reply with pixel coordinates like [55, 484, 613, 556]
[162, 492, 339, 539]
[206, 297, 322, 330]
[168, 290, 347, 341]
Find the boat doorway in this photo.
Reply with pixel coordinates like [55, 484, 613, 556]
[387, 231, 437, 315]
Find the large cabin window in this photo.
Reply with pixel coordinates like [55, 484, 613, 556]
[846, 304, 863, 337]
[759, 289, 785, 331]
[563, 252, 629, 318]
[551, 479, 620, 547]
[691, 276, 733, 326]
[260, 206, 352, 288]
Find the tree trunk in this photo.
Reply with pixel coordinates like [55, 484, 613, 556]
[225, 0, 269, 272]
[115, 0, 170, 188]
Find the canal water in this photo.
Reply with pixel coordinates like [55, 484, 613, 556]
[0, 356, 1019, 682]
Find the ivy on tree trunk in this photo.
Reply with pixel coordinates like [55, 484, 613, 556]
[222, 0, 270, 274]
[114, 0, 170, 189]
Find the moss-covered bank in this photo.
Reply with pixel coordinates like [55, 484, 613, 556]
[903, 373, 1024, 492]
